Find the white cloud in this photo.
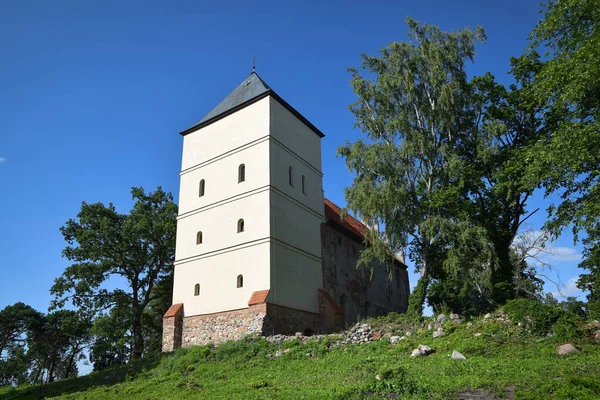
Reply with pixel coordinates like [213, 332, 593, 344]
[0, 157, 5, 163]
[513, 229, 582, 266]
[552, 276, 583, 299]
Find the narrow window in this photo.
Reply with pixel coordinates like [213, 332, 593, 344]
[338, 236, 342, 245]
[352, 245, 356, 255]
[194, 284, 200, 296]
[301, 175, 306, 194]
[196, 231, 203, 244]
[237, 219, 245, 233]
[238, 164, 245, 183]
[288, 166, 293, 186]
[199, 179, 205, 197]
[237, 274, 243, 288]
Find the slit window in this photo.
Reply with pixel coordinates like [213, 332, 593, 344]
[238, 164, 245, 183]
[237, 219, 245, 233]
[196, 231, 203, 244]
[237, 274, 243, 288]
[302, 175, 306, 194]
[288, 166, 293, 186]
[194, 284, 200, 296]
[199, 179, 205, 197]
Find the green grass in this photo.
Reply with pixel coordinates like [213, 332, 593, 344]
[2, 318, 599, 400]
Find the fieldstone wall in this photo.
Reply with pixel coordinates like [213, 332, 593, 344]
[181, 304, 267, 347]
[321, 222, 409, 327]
[262, 303, 321, 336]
[162, 315, 183, 352]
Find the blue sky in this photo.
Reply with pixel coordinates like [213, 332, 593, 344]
[0, 0, 585, 316]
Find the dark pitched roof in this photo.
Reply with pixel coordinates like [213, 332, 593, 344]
[323, 198, 407, 269]
[179, 72, 325, 138]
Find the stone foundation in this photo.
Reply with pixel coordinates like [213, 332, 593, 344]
[163, 290, 344, 350]
[181, 304, 267, 347]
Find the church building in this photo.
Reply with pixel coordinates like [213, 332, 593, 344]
[162, 72, 409, 351]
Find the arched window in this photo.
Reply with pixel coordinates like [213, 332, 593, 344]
[194, 284, 200, 296]
[301, 175, 306, 194]
[196, 231, 203, 244]
[238, 164, 245, 183]
[288, 166, 293, 186]
[199, 179, 205, 197]
[237, 219, 245, 233]
[237, 274, 243, 288]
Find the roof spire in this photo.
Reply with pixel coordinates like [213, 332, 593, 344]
[252, 54, 256, 73]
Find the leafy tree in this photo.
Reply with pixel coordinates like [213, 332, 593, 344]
[90, 306, 131, 371]
[523, 0, 600, 307]
[339, 17, 487, 316]
[28, 310, 92, 383]
[51, 187, 177, 360]
[0, 303, 43, 386]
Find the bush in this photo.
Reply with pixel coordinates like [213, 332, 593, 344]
[552, 314, 584, 340]
[503, 298, 562, 335]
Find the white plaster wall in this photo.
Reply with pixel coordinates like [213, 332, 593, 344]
[270, 191, 323, 258]
[269, 97, 322, 172]
[175, 190, 271, 261]
[270, 140, 324, 216]
[181, 96, 270, 172]
[173, 242, 271, 316]
[178, 139, 270, 216]
[269, 242, 322, 313]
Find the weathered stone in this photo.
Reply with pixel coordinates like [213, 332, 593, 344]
[450, 313, 461, 320]
[474, 332, 482, 337]
[433, 328, 445, 339]
[275, 349, 283, 358]
[390, 336, 401, 345]
[594, 331, 600, 341]
[451, 350, 466, 360]
[557, 344, 579, 356]
[375, 374, 381, 381]
[411, 344, 433, 357]
[372, 331, 382, 340]
[484, 313, 492, 319]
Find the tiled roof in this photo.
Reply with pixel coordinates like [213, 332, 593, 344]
[248, 289, 270, 306]
[163, 303, 183, 318]
[323, 198, 406, 268]
[324, 198, 369, 240]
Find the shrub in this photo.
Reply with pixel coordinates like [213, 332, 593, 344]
[503, 298, 562, 336]
[552, 314, 584, 340]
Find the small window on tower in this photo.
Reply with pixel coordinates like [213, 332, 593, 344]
[338, 237, 342, 245]
[237, 274, 243, 288]
[238, 164, 245, 183]
[302, 175, 306, 194]
[194, 284, 200, 296]
[196, 231, 203, 244]
[199, 179, 205, 197]
[237, 219, 245, 233]
[288, 166, 293, 186]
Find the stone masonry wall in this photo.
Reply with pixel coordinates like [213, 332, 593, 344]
[321, 222, 409, 328]
[181, 304, 267, 347]
[262, 303, 321, 336]
[162, 315, 182, 352]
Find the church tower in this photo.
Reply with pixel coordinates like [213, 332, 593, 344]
[163, 72, 334, 350]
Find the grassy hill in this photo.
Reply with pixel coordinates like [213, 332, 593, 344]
[2, 308, 599, 400]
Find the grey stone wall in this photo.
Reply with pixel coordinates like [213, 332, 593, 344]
[321, 222, 409, 328]
[181, 304, 267, 347]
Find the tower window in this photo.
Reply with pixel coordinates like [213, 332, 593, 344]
[237, 219, 245, 233]
[302, 175, 306, 194]
[194, 284, 200, 296]
[196, 231, 203, 244]
[199, 179, 205, 197]
[237, 274, 243, 288]
[288, 166, 293, 186]
[238, 164, 245, 183]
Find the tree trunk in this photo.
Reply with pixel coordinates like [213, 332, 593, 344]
[131, 315, 144, 360]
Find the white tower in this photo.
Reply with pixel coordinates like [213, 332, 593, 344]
[164, 73, 326, 348]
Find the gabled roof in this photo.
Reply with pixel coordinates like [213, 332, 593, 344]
[179, 72, 325, 138]
[323, 198, 407, 269]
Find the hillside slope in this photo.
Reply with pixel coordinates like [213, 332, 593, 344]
[2, 311, 599, 400]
